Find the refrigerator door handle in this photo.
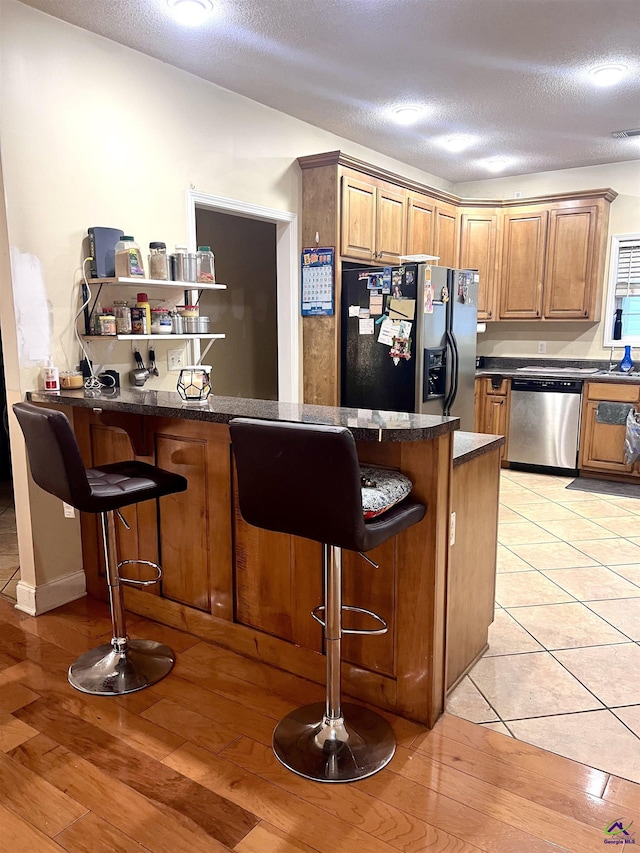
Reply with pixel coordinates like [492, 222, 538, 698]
[447, 331, 460, 413]
[443, 329, 457, 415]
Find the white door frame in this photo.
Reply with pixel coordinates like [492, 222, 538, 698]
[186, 190, 300, 404]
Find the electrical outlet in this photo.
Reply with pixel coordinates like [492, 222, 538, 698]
[449, 511, 456, 546]
[63, 502, 75, 519]
[537, 341, 547, 354]
[513, 190, 523, 198]
[167, 348, 185, 371]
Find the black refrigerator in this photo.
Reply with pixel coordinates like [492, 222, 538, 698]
[341, 263, 478, 430]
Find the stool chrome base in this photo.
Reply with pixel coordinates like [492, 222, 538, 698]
[68, 639, 175, 696]
[273, 701, 396, 783]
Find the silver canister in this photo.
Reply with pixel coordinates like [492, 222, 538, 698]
[184, 316, 200, 333]
[170, 252, 198, 283]
[170, 312, 184, 334]
[197, 316, 210, 333]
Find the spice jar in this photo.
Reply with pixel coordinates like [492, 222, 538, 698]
[131, 306, 147, 335]
[98, 312, 117, 336]
[151, 308, 171, 334]
[196, 246, 216, 283]
[148, 242, 169, 281]
[113, 300, 132, 334]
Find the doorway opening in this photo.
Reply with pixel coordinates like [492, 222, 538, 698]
[187, 191, 299, 403]
[0, 330, 18, 602]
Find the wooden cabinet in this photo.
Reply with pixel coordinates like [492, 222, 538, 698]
[543, 204, 601, 320]
[459, 209, 500, 321]
[579, 382, 640, 477]
[341, 174, 406, 264]
[499, 198, 610, 322]
[475, 377, 510, 462]
[499, 206, 548, 320]
[434, 202, 459, 268]
[406, 192, 435, 257]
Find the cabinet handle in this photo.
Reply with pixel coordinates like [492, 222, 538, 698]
[488, 311, 492, 318]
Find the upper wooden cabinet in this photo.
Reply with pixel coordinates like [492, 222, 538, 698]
[342, 174, 406, 264]
[434, 202, 459, 268]
[406, 192, 435, 256]
[459, 209, 499, 322]
[499, 206, 548, 320]
[544, 203, 601, 320]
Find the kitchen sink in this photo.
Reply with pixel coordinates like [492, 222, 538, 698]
[595, 370, 640, 378]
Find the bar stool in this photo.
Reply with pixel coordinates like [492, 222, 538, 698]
[13, 402, 187, 696]
[229, 417, 426, 783]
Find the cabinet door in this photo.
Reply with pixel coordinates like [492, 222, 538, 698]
[459, 210, 499, 321]
[406, 192, 435, 256]
[579, 401, 640, 475]
[499, 208, 548, 319]
[543, 205, 599, 320]
[376, 184, 406, 263]
[341, 176, 376, 260]
[434, 203, 459, 268]
[481, 394, 509, 460]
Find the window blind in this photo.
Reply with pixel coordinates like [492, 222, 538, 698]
[614, 241, 640, 297]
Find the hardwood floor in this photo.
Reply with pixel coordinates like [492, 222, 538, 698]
[0, 595, 639, 852]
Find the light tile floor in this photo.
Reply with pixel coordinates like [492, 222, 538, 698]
[447, 467, 640, 784]
[0, 480, 19, 602]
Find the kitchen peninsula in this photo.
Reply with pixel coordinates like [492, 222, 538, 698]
[26, 388, 501, 726]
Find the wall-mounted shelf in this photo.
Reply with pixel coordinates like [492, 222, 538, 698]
[82, 334, 225, 342]
[89, 277, 227, 290]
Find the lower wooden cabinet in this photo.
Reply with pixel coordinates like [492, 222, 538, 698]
[475, 377, 510, 462]
[579, 383, 640, 477]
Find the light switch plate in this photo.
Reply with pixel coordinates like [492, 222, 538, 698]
[167, 348, 185, 371]
[63, 502, 75, 518]
[449, 511, 456, 546]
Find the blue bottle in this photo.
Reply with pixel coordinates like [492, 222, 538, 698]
[619, 345, 634, 373]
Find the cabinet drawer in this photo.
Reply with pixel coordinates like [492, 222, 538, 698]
[480, 376, 509, 396]
[586, 383, 640, 403]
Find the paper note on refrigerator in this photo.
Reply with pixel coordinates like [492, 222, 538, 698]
[377, 317, 400, 346]
[388, 298, 415, 320]
[359, 318, 374, 335]
[348, 305, 361, 317]
[369, 293, 383, 315]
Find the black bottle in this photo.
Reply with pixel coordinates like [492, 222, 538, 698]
[613, 309, 623, 340]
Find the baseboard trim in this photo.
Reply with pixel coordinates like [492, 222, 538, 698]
[15, 571, 86, 616]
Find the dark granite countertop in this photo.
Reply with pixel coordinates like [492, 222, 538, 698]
[476, 357, 640, 385]
[453, 431, 505, 468]
[26, 388, 459, 442]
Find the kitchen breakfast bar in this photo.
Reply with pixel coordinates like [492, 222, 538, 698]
[27, 389, 502, 727]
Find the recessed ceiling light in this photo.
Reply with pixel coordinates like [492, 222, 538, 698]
[389, 105, 425, 126]
[484, 157, 511, 173]
[588, 64, 628, 87]
[167, 0, 213, 26]
[443, 135, 474, 152]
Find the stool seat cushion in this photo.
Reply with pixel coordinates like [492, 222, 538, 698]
[85, 461, 188, 513]
[360, 466, 413, 519]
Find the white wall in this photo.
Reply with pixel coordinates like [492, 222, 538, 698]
[455, 160, 640, 360]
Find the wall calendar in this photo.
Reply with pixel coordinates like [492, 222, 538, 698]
[301, 247, 334, 316]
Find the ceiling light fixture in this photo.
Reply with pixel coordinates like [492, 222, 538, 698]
[167, 0, 213, 26]
[484, 157, 511, 173]
[390, 105, 425, 126]
[443, 135, 473, 152]
[588, 63, 628, 87]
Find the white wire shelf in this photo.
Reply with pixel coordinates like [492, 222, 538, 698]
[89, 277, 227, 290]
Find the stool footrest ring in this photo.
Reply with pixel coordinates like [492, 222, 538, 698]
[311, 604, 388, 635]
[117, 559, 162, 587]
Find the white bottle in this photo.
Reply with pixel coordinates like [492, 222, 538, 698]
[43, 359, 60, 391]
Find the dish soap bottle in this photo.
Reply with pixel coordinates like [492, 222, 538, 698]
[619, 345, 634, 374]
[115, 236, 146, 278]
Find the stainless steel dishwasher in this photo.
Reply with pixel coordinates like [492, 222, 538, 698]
[507, 378, 582, 469]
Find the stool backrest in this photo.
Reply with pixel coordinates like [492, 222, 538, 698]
[13, 402, 92, 511]
[229, 418, 367, 550]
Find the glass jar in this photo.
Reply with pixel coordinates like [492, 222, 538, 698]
[113, 300, 132, 334]
[151, 308, 171, 334]
[196, 246, 216, 283]
[98, 313, 117, 336]
[148, 242, 169, 281]
[60, 370, 84, 389]
[178, 304, 199, 318]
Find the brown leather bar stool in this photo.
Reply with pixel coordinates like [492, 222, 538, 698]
[229, 417, 426, 783]
[13, 402, 187, 696]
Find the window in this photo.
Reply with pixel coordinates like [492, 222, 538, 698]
[603, 234, 640, 347]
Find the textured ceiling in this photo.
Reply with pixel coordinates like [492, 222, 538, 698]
[15, 0, 640, 183]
